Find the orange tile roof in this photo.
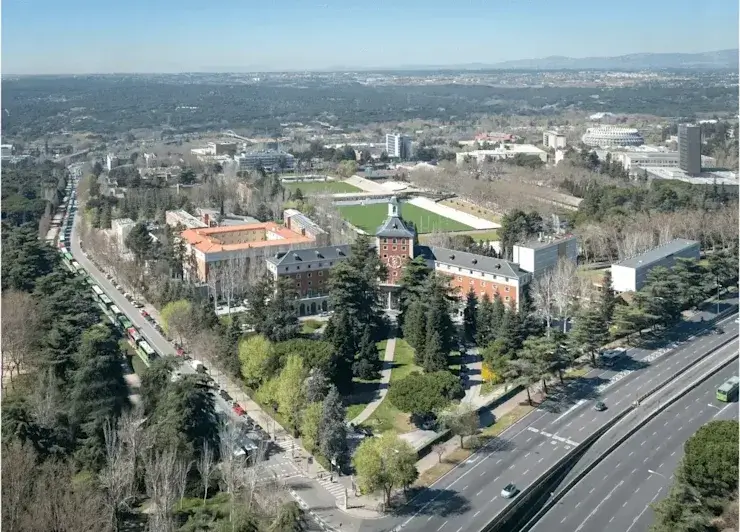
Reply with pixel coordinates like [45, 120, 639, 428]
[181, 222, 314, 254]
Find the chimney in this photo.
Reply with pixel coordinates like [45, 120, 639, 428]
[203, 213, 210, 227]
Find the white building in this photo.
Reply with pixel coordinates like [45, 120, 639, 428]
[111, 218, 136, 245]
[385, 133, 412, 160]
[106, 153, 119, 172]
[235, 151, 295, 171]
[582, 127, 644, 147]
[165, 209, 208, 230]
[1, 144, 13, 159]
[512, 235, 578, 277]
[610, 239, 700, 293]
[456, 144, 548, 165]
[543, 131, 567, 149]
[617, 152, 716, 174]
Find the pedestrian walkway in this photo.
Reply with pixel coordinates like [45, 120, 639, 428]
[349, 337, 396, 425]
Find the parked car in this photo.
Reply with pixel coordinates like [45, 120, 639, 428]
[219, 390, 233, 402]
[190, 359, 207, 373]
[232, 403, 246, 416]
[501, 483, 518, 499]
[175, 345, 185, 357]
[140, 309, 149, 318]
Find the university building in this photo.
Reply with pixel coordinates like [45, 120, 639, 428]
[267, 198, 575, 316]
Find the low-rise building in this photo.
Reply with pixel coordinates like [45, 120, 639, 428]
[165, 210, 208, 230]
[543, 131, 567, 149]
[266, 245, 351, 315]
[456, 144, 548, 165]
[283, 209, 329, 246]
[235, 150, 295, 172]
[1, 144, 13, 159]
[610, 239, 701, 292]
[111, 218, 136, 245]
[512, 235, 578, 277]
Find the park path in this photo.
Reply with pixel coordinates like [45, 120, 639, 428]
[349, 337, 397, 425]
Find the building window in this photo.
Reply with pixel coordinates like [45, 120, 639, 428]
[458, 267, 462, 272]
[296, 274, 301, 279]
[457, 276, 462, 281]
[318, 271, 323, 277]
[505, 286, 510, 292]
[329, 262, 332, 266]
[308, 281, 312, 286]
[481, 281, 486, 287]
[383, 254, 388, 258]
[296, 266, 300, 270]
[383, 245, 388, 250]
[469, 270, 473, 274]
[318, 263, 322, 267]
[296, 282, 300, 288]
[393, 270, 398, 276]
[307, 272, 312, 278]
[392, 246, 397, 251]
[392, 238, 397, 244]
[505, 296, 510, 302]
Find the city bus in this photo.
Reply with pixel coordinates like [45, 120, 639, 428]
[63, 252, 73, 262]
[100, 294, 113, 307]
[127, 327, 142, 345]
[716, 376, 739, 402]
[139, 341, 156, 361]
[92, 285, 104, 298]
[110, 305, 123, 317]
[118, 316, 133, 330]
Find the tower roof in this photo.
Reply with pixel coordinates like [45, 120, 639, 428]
[375, 197, 415, 239]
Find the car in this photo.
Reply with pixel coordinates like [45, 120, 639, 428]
[175, 345, 185, 357]
[232, 403, 246, 416]
[219, 390, 233, 402]
[594, 401, 607, 411]
[140, 309, 149, 318]
[501, 483, 518, 499]
[133, 301, 144, 309]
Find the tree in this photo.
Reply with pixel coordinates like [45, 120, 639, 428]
[245, 274, 272, 329]
[438, 403, 479, 449]
[276, 355, 307, 435]
[337, 160, 358, 178]
[475, 294, 494, 346]
[398, 255, 431, 327]
[269, 501, 306, 532]
[261, 277, 300, 342]
[507, 357, 540, 406]
[196, 441, 215, 504]
[599, 269, 617, 325]
[481, 339, 515, 387]
[303, 368, 330, 403]
[160, 299, 193, 345]
[403, 299, 428, 358]
[672, 258, 708, 310]
[139, 357, 178, 415]
[462, 289, 478, 344]
[353, 325, 381, 380]
[519, 334, 561, 393]
[651, 480, 711, 532]
[612, 302, 653, 341]
[422, 275, 456, 372]
[1, 290, 39, 386]
[681, 420, 738, 502]
[124, 221, 153, 264]
[319, 386, 349, 470]
[569, 307, 608, 366]
[387, 371, 463, 415]
[239, 335, 275, 388]
[1, 439, 38, 532]
[323, 311, 356, 394]
[640, 267, 683, 329]
[531, 269, 556, 334]
[299, 402, 323, 455]
[69, 324, 130, 471]
[353, 432, 418, 506]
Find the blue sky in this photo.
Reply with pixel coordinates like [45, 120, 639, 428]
[2, 0, 738, 74]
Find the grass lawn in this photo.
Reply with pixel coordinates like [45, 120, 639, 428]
[345, 340, 388, 422]
[284, 180, 361, 195]
[339, 202, 474, 234]
[301, 319, 324, 334]
[439, 199, 501, 223]
[362, 339, 421, 433]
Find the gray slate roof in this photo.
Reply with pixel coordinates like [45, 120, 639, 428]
[615, 239, 699, 269]
[266, 244, 351, 267]
[417, 246, 527, 279]
[375, 215, 416, 238]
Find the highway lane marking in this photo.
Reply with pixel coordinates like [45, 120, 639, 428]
[490, 496, 498, 503]
[561, 517, 567, 524]
[713, 403, 733, 418]
[625, 489, 663, 532]
[565, 421, 572, 427]
[427, 516, 433, 521]
[523, 469, 530, 475]
[589, 487, 595, 494]
[652, 431, 657, 436]
[640, 440, 646, 446]
[527, 427, 579, 446]
[643, 457, 649, 463]
[476, 489, 483, 497]
[574, 480, 624, 532]
[609, 516, 615, 523]
[456, 527, 463, 532]
[524, 453, 530, 458]
[631, 468, 638, 475]
[538, 457, 544, 463]
[526, 437, 532, 443]
[623, 501, 629, 507]
[462, 485, 468, 491]
[628, 451, 634, 457]
[552, 399, 586, 423]
[436, 520, 448, 531]
[670, 451, 676, 456]
[493, 476, 499, 482]
[496, 459, 503, 464]
[473, 511, 481, 517]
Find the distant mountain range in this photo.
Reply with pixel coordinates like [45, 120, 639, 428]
[392, 49, 739, 71]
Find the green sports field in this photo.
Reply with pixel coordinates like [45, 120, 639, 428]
[338, 201, 474, 234]
[283, 180, 362, 195]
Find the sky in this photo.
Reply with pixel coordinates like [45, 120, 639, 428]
[2, 0, 738, 74]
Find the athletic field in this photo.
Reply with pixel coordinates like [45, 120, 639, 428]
[338, 202, 474, 234]
[284, 180, 361, 195]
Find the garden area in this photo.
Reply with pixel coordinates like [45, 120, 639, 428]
[339, 201, 474, 234]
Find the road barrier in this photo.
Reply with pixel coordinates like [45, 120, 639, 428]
[520, 350, 739, 532]
[479, 329, 739, 532]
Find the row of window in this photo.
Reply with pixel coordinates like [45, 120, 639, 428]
[436, 261, 510, 282]
[381, 238, 409, 244]
[294, 271, 323, 279]
[296, 279, 324, 288]
[455, 276, 511, 291]
[285, 261, 334, 272]
[382, 245, 406, 252]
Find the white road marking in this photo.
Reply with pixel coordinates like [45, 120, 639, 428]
[526, 437, 532, 443]
[476, 489, 483, 497]
[538, 457, 544, 463]
[628, 451, 634, 457]
[496, 459, 503, 464]
[480, 471, 486, 477]
[589, 487, 595, 494]
[625, 489, 663, 532]
[523, 469, 530, 475]
[524, 453, 530, 458]
[490, 496, 498, 503]
[574, 480, 625, 532]
[565, 421, 573, 427]
[631, 468, 638, 475]
[714, 403, 734, 418]
[561, 517, 567, 524]
[436, 521, 448, 531]
[473, 511, 481, 517]
[670, 451, 676, 457]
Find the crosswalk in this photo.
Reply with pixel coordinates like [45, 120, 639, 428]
[315, 475, 348, 500]
[527, 426, 579, 447]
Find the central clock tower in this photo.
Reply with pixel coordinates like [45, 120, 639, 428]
[374, 197, 416, 286]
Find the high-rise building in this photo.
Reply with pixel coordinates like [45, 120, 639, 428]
[678, 124, 701, 175]
[385, 133, 412, 160]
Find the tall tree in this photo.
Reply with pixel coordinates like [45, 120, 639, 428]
[403, 299, 428, 360]
[276, 355, 307, 435]
[599, 269, 617, 325]
[239, 334, 275, 388]
[323, 310, 356, 394]
[462, 289, 478, 345]
[261, 277, 300, 342]
[397, 255, 430, 328]
[319, 386, 349, 470]
[69, 324, 130, 471]
[160, 299, 193, 345]
[569, 307, 608, 366]
[438, 403, 479, 449]
[672, 258, 708, 310]
[475, 294, 494, 347]
[353, 325, 381, 380]
[124, 222, 153, 264]
[352, 432, 418, 506]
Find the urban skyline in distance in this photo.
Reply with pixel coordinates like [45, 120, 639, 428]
[1, 0, 737, 74]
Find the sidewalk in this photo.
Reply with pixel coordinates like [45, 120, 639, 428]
[350, 337, 396, 425]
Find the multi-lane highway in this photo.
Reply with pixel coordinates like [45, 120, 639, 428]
[531, 351, 738, 532]
[377, 312, 739, 532]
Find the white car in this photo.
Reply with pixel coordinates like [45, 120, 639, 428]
[501, 483, 518, 499]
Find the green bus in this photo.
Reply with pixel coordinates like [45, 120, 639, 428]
[716, 376, 739, 402]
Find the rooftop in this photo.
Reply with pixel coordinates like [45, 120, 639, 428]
[615, 239, 699, 269]
[266, 244, 351, 267]
[463, 144, 546, 156]
[516, 234, 577, 250]
[642, 167, 739, 186]
[375, 214, 416, 239]
[181, 222, 314, 254]
[419, 246, 528, 280]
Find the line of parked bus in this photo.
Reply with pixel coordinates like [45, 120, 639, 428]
[55, 174, 160, 367]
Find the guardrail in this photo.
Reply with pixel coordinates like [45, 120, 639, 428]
[480, 330, 739, 532]
[520, 350, 739, 532]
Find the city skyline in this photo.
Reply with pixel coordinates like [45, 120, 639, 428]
[2, 0, 738, 75]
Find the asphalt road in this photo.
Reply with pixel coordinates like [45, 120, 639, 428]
[532, 352, 739, 532]
[376, 311, 739, 532]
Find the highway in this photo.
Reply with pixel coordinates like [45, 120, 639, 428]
[531, 350, 739, 532]
[378, 311, 739, 532]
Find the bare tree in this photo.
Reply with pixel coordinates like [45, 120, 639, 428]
[143, 448, 182, 532]
[432, 443, 445, 464]
[197, 441, 216, 504]
[100, 418, 137, 531]
[531, 269, 556, 335]
[1, 440, 37, 532]
[219, 424, 252, 524]
[1, 290, 39, 385]
[551, 258, 579, 333]
[174, 458, 193, 511]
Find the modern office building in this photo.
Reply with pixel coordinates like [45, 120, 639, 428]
[678, 124, 702, 175]
[610, 239, 701, 292]
[543, 131, 567, 149]
[456, 144, 548, 164]
[106, 153, 120, 172]
[234, 150, 295, 172]
[512, 235, 578, 277]
[385, 133, 412, 160]
[581, 127, 644, 147]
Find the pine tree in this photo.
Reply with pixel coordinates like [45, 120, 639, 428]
[398, 256, 431, 328]
[325, 311, 356, 394]
[403, 299, 428, 362]
[262, 277, 300, 342]
[476, 295, 493, 346]
[490, 294, 507, 338]
[319, 386, 349, 470]
[599, 269, 617, 325]
[462, 289, 478, 345]
[569, 307, 607, 366]
[423, 329, 447, 372]
[353, 325, 381, 380]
